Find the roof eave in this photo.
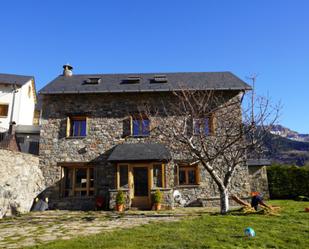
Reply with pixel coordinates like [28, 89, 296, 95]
[39, 87, 251, 95]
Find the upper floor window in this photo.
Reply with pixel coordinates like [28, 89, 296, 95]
[0, 104, 9, 117]
[193, 114, 215, 136]
[132, 117, 150, 137]
[66, 116, 87, 137]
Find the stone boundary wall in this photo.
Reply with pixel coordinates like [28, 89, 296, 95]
[248, 166, 270, 199]
[0, 149, 45, 218]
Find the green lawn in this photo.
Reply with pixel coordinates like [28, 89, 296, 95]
[26, 200, 309, 249]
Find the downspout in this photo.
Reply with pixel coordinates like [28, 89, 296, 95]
[9, 83, 18, 134]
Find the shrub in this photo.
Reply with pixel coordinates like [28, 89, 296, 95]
[267, 165, 309, 199]
[116, 191, 125, 205]
[153, 189, 162, 204]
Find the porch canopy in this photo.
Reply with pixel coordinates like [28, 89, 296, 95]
[107, 143, 171, 162]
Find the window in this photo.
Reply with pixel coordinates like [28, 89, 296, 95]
[122, 76, 140, 84]
[84, 77, 101, 84]
[62, 166, 94, 197]
[66, 116, 87, 137]
[28, 141, 39, 155]
[178, 165, 199, 185]
[193, 114, 215, 135]
[132, 117, 150, 137]
[153, 164, 164, 188]
[152, 75, 168, 83]
[0, 104, 9, 117]
[119, 164, 128, 188]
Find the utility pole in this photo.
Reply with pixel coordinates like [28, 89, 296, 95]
[247, 74, 257, 125]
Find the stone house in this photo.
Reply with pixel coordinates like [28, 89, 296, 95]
[39, 65, 254, 210]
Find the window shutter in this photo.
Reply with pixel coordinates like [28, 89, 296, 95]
[186, 117, 193, 136]
[196, 165, 201, 184]
[149, 118, 158, 132]
[122, 116, 132, 138]
[85, 117, 89, 136]
[174, 165, 179, 186]
[66, 117, 71, 137]
[210, 113, 216, 135]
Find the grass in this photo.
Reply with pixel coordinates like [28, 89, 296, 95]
[25, 200, 309, 249]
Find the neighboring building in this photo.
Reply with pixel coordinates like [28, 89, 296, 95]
[15, 125, 40, 155]
[0, 73, 39, 153]
[39, 65, 253, 210]
[0, 73, 37, 132]
[247, 159, 271, 198]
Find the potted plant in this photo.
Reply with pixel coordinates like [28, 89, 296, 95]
[153, 189, 163, 211]
[115, 190, 125, 212]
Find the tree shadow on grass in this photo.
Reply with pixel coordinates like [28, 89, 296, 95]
[209, 208, 271, 216]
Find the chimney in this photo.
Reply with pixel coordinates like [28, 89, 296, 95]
[63, 64, 73, 77]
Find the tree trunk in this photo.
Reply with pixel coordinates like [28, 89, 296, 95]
[219, 188, 229, 214]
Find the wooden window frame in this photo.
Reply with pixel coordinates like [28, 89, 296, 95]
[116, 164, 129, 189]
[0, 104, 9, 118]
[178, 164, 200, 186]
[66, 116, 88, 138]
[61, 165, 94, 197]
[152, 163, 165, 188]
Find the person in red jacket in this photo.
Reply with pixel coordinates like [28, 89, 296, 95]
[251, 192, 272, 211]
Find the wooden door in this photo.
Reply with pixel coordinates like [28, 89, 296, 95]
[131, 166, 150, 209]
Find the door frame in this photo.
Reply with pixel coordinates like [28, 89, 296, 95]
[116, 162, 166, 207]
[130, 164, 152, 206]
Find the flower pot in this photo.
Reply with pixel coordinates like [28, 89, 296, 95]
[116, 204, 124, 212]
[153, 203, 161, 211]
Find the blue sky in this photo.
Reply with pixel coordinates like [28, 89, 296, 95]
[0, 1, 308, 133]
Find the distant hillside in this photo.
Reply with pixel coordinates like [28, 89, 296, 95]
[262, 129, 309, 166]
[270, 125, 309, 142]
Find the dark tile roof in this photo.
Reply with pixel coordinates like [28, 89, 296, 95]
[39, 72, 251, 94]
[0, 73, 33, 86]
[108, 143, 171, 162]
[247, 159, 271, 166]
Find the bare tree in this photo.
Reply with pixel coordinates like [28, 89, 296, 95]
[139, 86, 279, 214]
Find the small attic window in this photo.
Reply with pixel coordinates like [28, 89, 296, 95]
[152, 75, 168, 83]
[84, 77, 101, 85]
[122, 76, 140, 84]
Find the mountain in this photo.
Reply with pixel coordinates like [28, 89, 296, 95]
[270, 125, 309, 142]
[261, 126, 309, 166]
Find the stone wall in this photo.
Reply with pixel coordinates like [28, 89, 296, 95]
[150, 188, 174, 209]
[109, 189, 131, 210]
[248, 166, 270, 198]
[0, 149, 45, 218]
[168, 162, 251, 208]
[40, 92, 252, 209]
